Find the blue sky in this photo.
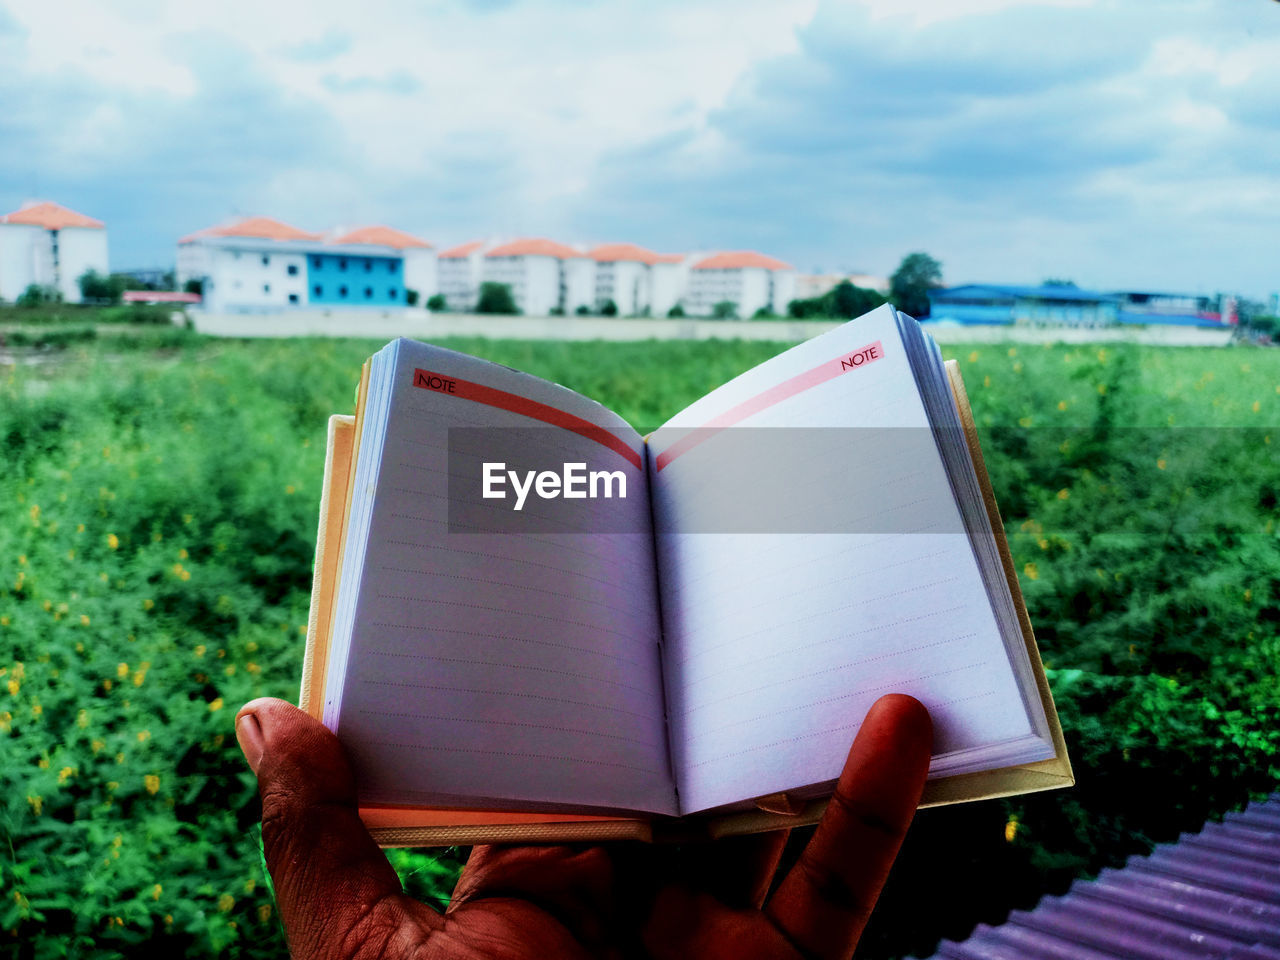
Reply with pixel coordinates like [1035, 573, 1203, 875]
[1, 0, 1276, 298]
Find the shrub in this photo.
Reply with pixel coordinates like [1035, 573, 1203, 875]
[475, 283, 518, 315]
[425, 294, 447, 312]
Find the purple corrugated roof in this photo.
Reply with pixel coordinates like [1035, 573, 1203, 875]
[926, 794, 1280, 960]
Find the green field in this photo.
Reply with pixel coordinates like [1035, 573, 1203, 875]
[1, 328, 1278, 958]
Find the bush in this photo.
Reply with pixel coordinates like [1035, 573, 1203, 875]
[425, 294, 447, 312]
[788, 280, 886, 319]
[599, 299, 618, 317]
[1, 325, 98, 349]
[711, 300, 737, 319]
[17, 285, 61, 307]
[404, 288, 420, 307]
[78, 271, 126, 305]
[667, 304, 685, 318]
[183, 279, 203, 296]
[575, 304, 591, 316]
[475, 282, 518, 315]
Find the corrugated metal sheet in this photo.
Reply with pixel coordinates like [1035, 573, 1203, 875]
[926, 794, 1280, 960]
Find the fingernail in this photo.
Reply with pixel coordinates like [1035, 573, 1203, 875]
[236, 713, 265, 775]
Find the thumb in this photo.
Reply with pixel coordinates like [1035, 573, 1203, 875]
[235, 697, 431, 958]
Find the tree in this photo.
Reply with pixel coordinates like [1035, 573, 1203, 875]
[752, 306, 775, 319]
[599, 299, 618, 317]
[667, 303, 685, 318]
[404, 288, 420, 307]
[183, 278, 204, 296]
[711, 300, 738, 319]
[787, 281, 885, 319]
[425, 293, 446, 311]
[475, 282, 518, 315]
[78, 269, 125, 304]
[575, 304, 591, 316]
[889, 252, 943, 318]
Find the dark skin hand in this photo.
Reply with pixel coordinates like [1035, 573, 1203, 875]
[235, 693, 932, 960]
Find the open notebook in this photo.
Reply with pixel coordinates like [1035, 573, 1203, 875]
[300, 305, 1072, 845]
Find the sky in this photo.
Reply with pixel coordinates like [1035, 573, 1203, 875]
[1, 0, 1276, 298]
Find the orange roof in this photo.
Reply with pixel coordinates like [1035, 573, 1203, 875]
[692, 251, 793, 271]
[653, 253, 685, 264]
[330, 225, 431, 249]
[486, 238, 584, 259]
[590, 243, 660, 265]
[439, 240, 485, 259]
[179, 216, 320, 244]
[1, 201, 103, 230]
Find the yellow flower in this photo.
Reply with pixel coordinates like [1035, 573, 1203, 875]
[1157, 459, 1167, 470]
[1023, 562, 1039, 581]
[29, 504, 40, 526]
[258, 904, 272, 924]
[0, 616, 8, 627]
[38, 757, 49, 769]
[244, 877, 256, 894]
[1005, 818, 1019, 842]
[285, 484, 296, 495]
[209, 698, 224, 712]
[112, 834, 123, 848]
[983, 375, 991, 388]
[152, 884, 162, 901]
[79, 614, 90, 626]
[183, 513, 193, 525]
[31, 704, 42, 718]
[1007, 347, 1017, 358]
[77, 709, 89, 729]
[1252, 400, 1261, 413]
[115, 752, 125, 764]
[194, 645, 206, 658]
[142, 598, 154, 611]
[137, 730, 151, 742]
[178, 548, 189, 560]
[1018, 416, 1032, 428]
[107, 533, 119, 550]
[117, 663, 129, 679]
[92, 739, 105, 754]
[0, 712, 9, 732]
[6, 679, 17, 696]
[1056, 488, 1070, 500]
[246, 662, 260, 674]
[26, 795, 42, 816]
[1057, 401, 1068, 411]
[967, 350, 979, 363]
[144, 774, 160, 795]
[1096, 383, 1107, 395]
[57, 766, 74, 785]
[103, 679, 113, 692]
[218, 894, 235, 913]
[77, 523, 85, 533]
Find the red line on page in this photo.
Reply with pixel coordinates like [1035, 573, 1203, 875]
[655, 340, 884, 472]
[412, 368, 642, 470]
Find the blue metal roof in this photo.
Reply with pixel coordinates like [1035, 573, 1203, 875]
[931, 285, 1122, 304]
[927, 793, 1280, 960]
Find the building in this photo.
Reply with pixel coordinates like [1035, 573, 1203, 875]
[176, 216, 434, 312]
[685, 251, 795, 317]
[588, 243, 688, 316]
[436, 240, 489, 310]
[928, 285, 1120, 326]
[1115, 291, 1225, 326]
[794, 272, 890, 301]
[481, 238, 591, 316]
[0, 201, 108, 304]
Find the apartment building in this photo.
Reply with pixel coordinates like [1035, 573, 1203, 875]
[685, 251, 796, 317]
[0, 201, 108, 303]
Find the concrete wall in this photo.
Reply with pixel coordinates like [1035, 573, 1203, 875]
[0, 224, 41, 302]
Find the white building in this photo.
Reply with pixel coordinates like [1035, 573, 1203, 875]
[176, 216, 433, 312]
[590, 243, 656, 315]
[481, 238, 591, 316]
[685, 251, 796, 317]
[0, 201, 108, 304]
[436, 240, 488, 310]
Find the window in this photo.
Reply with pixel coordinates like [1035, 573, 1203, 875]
[339, 258, 347, 271]
[262, 255, 270, 266]
[288, 293, 299, 304]
[313, 256, 322, 268]
[364, 286, 373, 299]
[339, 285, 348, 298]
[365, 259, 373, 272]
[263, 283, 270, 293]
[389, 288, 398, 299]
[287, 264, 298, 276]
[389, 261, 398, 273]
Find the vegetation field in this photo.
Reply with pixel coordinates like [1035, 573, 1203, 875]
[0, 327, 1277, 958]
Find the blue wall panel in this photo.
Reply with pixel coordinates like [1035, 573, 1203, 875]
[307, 253, 403, 306]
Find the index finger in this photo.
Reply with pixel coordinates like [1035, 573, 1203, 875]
[765, 694, 932, 960]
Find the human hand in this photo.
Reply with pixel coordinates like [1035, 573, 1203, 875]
[234, 693, 931, 960]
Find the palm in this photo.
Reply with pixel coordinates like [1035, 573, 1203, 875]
[240, 695, 931, 960]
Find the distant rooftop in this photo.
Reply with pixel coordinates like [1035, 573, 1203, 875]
[590, 242, 663, 265]
[438, 240, 486, 259]
[179, 216, 320, 244]
[329, 225, 431, 249]
[692, 251, 793, 271]
[485, 238, 585, 259]
[1, 201, 104, 230]
[932, 284, 1121, 303]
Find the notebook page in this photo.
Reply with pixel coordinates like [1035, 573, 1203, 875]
[327, 340, 675, 815]
[649, 307, 1049, 815]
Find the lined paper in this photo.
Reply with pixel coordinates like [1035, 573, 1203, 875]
[327, 340, 676, 815]
[649, 307, 1050, 814]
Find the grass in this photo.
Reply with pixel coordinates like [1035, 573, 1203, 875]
[0, 327, 1277, 958]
